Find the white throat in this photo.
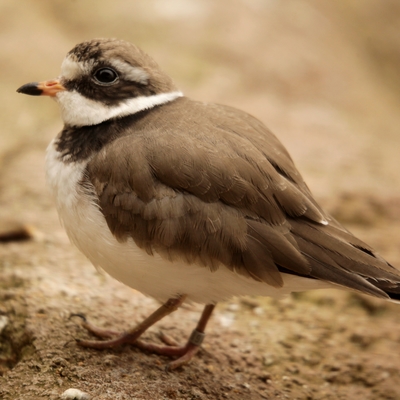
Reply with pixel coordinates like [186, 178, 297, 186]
[55, 90, 183, 127]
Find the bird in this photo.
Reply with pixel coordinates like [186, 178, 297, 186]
[17, 38, 400, 369]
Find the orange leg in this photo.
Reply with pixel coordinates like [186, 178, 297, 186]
[71, 296, 216, 369]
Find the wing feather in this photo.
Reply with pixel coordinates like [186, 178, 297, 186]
[83, 97, 400, 297]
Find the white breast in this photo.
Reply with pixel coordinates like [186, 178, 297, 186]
[45, 140, 334, 304]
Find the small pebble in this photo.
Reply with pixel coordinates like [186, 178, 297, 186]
[227, 303, 240, 311]
[218, 312, 235, 327]
[253, 307, 264, 315]
[60, 388, 90, 400]
[0, 316, 9, 334]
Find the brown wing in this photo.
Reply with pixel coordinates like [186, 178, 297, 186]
[85, 97, 400, 298]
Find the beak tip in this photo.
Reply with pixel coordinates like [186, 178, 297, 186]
[17, 82, 43, 96]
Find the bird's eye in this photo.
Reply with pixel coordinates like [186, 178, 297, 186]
[93, 68, 118, 85]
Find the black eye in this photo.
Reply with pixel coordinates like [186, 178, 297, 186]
[93, 68, 118, 85]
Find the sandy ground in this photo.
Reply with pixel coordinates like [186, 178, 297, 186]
[1, 1, 400, 399]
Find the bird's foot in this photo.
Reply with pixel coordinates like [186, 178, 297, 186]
[70, 296, 187, 350]
[70, 314, 205, 369]
[70, 300, 214, 370]
[70, 313, 140, 348]
[70, 313, 120, 339]
[135, 329, 205, 370]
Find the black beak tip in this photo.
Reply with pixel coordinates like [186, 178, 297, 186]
[16, 82, 43, 96]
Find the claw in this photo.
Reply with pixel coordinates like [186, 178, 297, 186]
[164, 363, 172, 373]
[166, 345, 201, 370]
[69, 313, 87, 322]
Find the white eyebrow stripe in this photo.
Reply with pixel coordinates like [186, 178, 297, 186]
[61, 56, 96, 80]
[61, 57, 82, 80]
[108, 59, 149, 85]
[55, 90, 183, 127]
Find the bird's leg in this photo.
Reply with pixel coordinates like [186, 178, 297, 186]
[134, 303, 216, 370]
[73, 295, 187, 349]
[73, 299, 216, 369]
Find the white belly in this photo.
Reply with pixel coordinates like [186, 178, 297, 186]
[45, 140, 333, 304]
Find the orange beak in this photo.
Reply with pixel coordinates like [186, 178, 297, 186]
[17, 79, 66, 97]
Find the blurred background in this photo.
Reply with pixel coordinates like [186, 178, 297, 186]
[1, 1, 400, 398]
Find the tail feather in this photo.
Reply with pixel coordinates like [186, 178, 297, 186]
[287, 218, 400, 301]
[387, 293, 400, 302]
[368, 279, 400, 302]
